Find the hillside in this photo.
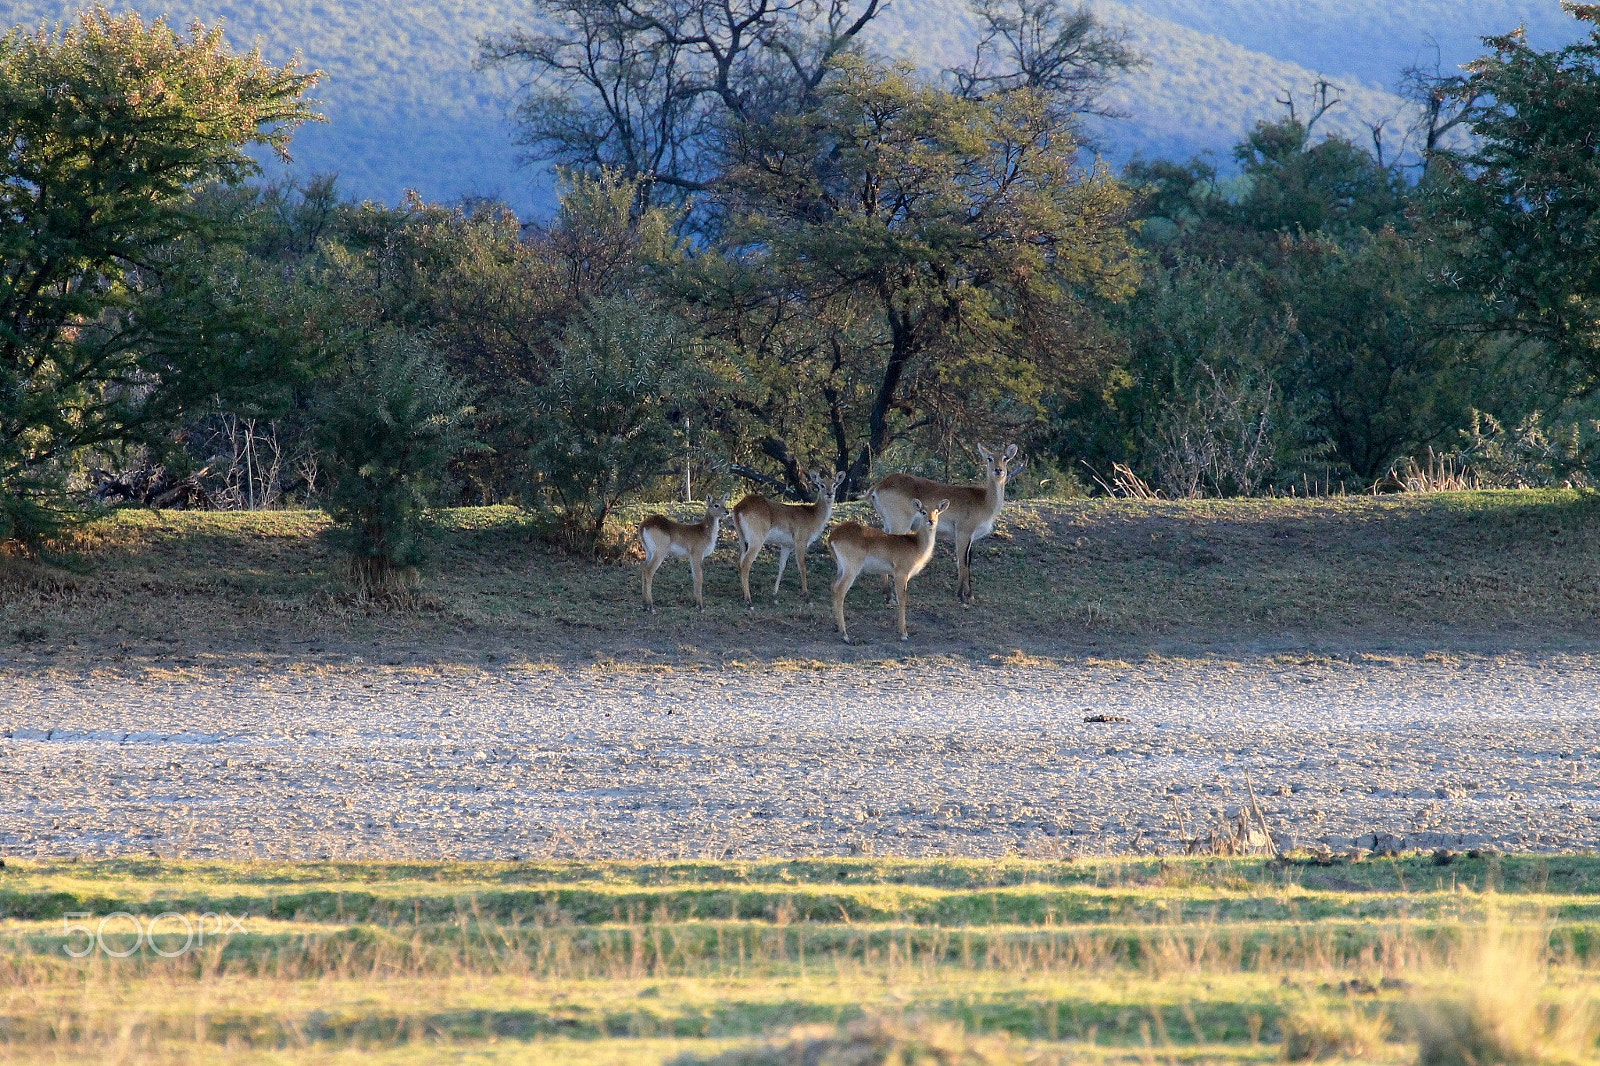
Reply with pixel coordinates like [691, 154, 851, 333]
[0, 1, 1584, 211]
[871, 0, 1414, 167]
[1125, 0, 1585, 91]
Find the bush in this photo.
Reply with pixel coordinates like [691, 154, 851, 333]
[528, 297, 709, 555]
[1412, 919, 1598, 1066]
[1455, 411, 1600, 490]
[314, 334, 477, 591]
[1280, 1003, 1390, 1061]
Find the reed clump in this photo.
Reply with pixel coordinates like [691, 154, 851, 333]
[1280, 1004, 1391, 1061]
[1411, 915, 1598, 1066]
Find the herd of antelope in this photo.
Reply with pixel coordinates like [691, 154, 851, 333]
[639, 444, 1024, 643]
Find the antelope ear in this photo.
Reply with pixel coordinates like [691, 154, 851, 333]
[912, 497, 924, 510]
[938, 499, 951, 512]
[1003, 443, 1018, 461]
[976, 443, 992, 462]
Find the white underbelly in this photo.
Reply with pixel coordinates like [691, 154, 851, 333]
[936, 520, 994, 542]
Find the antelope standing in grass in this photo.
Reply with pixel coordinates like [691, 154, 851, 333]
[871, 443, 1023, 604]
[732, 470, 847, 607]
[828, 498, 949, 643]
[639, 498, 729, 612]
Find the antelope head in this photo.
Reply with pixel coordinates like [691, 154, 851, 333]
[977, 443, 1025, 486]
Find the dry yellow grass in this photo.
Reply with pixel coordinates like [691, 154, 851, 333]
[1412, 913, 1600, 1066]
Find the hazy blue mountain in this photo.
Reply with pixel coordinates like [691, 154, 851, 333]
[1121, 0, 1586, 90]
[869, 0, 1416, 169]
[1, 1, 1587, 214]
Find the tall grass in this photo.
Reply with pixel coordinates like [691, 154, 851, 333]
[1412, 910, 1599, 1066]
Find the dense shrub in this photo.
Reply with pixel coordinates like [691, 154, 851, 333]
[313, 334, 477, 590]
[527, 299, 710, 554]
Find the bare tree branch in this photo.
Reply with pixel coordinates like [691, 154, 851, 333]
[480, 0, 887, 210]
[948, 0, 1141, 143]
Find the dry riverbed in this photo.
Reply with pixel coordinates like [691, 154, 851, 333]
[2, 653, 1598, 859]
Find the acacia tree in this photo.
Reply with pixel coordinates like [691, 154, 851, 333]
[480, 0, 886, 210]
[1428, 4, 1600, 390]
[0, 8, 319, 543]
[949, 0, 1139, 139]
[709, 57, 1140, 492]
[485, 0, 1140, 496]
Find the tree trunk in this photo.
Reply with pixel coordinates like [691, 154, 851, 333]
[759, 436, 809, 499]
[847, 305, 915, 495]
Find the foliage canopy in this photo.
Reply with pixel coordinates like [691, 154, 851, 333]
[0, 7, 318, 542]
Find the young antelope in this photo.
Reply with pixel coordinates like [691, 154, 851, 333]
[639, 498, 729, 612]
[827, 497, 949, 643]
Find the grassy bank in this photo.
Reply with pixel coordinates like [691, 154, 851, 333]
[1, 855, 1596, 1063]
[3, 491, 1600, 667]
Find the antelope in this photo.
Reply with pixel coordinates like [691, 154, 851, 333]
[639, 498, 730, 612]
[871, 443, 1023, 604]
[828, 498, 949, 643]
[732, 470, 847, 607]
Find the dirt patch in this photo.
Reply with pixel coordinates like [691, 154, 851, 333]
[2, 653, 1596, 860]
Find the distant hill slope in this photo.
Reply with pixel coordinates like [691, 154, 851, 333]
[1122, 0, 1586, 91]
[868, 0, 1413, 168]
[1, 1, 1583, 213]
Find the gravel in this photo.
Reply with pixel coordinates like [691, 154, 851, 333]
[2, 654, 1598, 859]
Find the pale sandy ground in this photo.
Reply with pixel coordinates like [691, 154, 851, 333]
[2, 653, 1598, 859]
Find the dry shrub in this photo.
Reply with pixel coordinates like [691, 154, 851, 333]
[1376, 449, 1483, 494]
[1281, 1004, 1391, 1061]
[1412, 917, 1599, 1066]
[669, 1016, 1032, 1066]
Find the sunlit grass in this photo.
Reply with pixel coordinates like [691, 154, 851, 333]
[0, 855, 1596, 1064]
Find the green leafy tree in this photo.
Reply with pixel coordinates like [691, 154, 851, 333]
[1129, 106, 1406, 266]
[314, 334, 478, 590]
[263, 170, 683, 507]
[0, 8, 319, 543]
[1106, 92, 1493, 488]
[1266, 231, 1482, 480]
[708, 56, 1139, 492]
[529, 297, 714, 553]
[1231, 118, 1405, 238]
[1429, 3, 1600, 390]
[1056, 230, 1492, 492]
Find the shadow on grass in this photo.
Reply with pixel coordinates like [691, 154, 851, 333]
[5, 492, 1600, 668]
